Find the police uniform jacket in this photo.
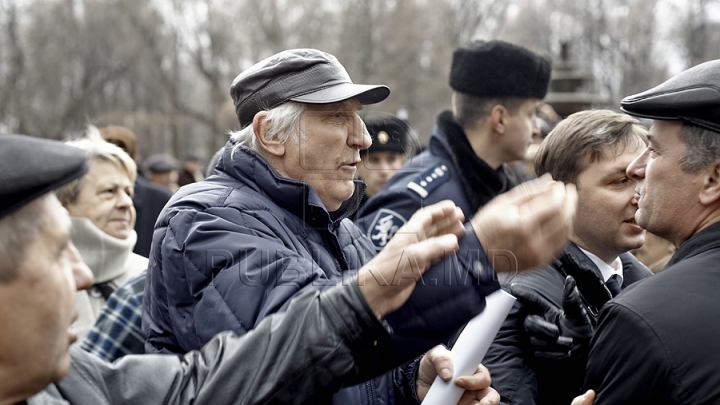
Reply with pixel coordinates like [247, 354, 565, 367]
[585, 222, 720, 405]
[483, 243, 652, 405]
[355, 110, 519, 252]
[143, 140, 500, 405]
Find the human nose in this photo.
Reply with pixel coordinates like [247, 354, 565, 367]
[117, 189, 133, 208]
[69, 242, 94, 291]
[627, 148, 648, 180]
[350, 116, 372, 150]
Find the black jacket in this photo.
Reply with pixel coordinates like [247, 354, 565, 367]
[484, 243, 652, 405]
[132, 176, 171, 257]
[585, 222, 720, 405]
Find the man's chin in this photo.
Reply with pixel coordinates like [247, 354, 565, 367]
[50, 355, 72, 385]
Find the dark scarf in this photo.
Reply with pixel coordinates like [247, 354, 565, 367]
[437, 110, 517, 211]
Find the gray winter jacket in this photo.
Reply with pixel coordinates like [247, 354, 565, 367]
[26, 283, 394, 405]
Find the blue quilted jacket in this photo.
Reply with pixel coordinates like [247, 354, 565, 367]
[143, 140, 499, 404]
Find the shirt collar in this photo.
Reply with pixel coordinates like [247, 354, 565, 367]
[578, 246, 624, 285]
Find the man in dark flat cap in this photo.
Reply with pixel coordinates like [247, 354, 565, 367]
[143, 48, 577, 405]
[356, 39, 549, 262]
[143, 153, 180, 192]
[0, 134, 497, 404]
[577, 59, 720, 405]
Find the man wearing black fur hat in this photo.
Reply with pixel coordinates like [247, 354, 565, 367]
[353, 116, 413, 215]
[575, 59, 720, 405]
[356, 39, 549, 254]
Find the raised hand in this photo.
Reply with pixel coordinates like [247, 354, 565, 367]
[472, 174, 578, 274]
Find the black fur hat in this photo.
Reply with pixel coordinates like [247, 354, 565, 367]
[450, 40, 551, 99]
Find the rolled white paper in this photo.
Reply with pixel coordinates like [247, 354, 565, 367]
[421, 289, 516, 405]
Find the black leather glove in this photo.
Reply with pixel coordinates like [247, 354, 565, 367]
[510, 276, 594, 360]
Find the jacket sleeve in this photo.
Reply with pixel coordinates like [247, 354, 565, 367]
[584, 301, 675, 405]
[379, 223, 500, 367]
[62, 282, 393, 405]
[144, 207, 352, 354]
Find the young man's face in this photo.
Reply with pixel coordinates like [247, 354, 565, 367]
[571, 138, 646, 263]
[0, 194, 93, 397]
[282, 98, 371, 212]
[500, 98, 541, 162]
[357, 151, 405, 198]
[627, 120, 707, 246]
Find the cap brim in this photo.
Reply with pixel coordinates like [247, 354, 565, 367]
[291, 83, 390, 105]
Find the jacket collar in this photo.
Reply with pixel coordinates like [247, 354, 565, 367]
[433, 110, 515, 212]
[667, 221, 720, 268]
[556, 243, 651, 314]
[217, 140, 365, 228]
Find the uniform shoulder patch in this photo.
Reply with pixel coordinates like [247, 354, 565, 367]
[406, 164, 451, 198]
[366, 209, 407, 251]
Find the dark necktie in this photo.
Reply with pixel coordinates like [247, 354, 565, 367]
[605, 274, 622, 297]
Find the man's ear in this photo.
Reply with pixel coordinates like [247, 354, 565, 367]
[490, 104, 508, 134]
[699, 160, 720, 205]
[253, 111, 285, 157]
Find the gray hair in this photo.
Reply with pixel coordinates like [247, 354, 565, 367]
[230, 101, 306, 155]
[679, 122, 720, 172]
[0, 194, 49, 282]
[55, 127, 137, 207]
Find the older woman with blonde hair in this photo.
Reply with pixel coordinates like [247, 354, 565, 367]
[55, 128, 147, 338]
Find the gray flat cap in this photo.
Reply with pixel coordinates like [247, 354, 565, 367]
[0, 134, 87, 219]
[621, 59, 720, 133]
[144, 153, 179, 173]
[230, 49, 390, 128]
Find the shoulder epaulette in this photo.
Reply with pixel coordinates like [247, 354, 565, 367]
[406, 164, 451, 198]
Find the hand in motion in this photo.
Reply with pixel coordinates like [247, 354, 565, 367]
[416, 345, 500, 405]
[358, 200, 465, 318]
[472, 174, 577, 273]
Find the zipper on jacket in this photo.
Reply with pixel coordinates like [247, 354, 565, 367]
[365, 380, 375, 404]
[323, 226, 349, 272]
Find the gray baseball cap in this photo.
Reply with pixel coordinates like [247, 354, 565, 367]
[230, 49, 390, 128]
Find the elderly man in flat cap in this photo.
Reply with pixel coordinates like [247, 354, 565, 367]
[0, 134, 502, 404]
[143, 48, 577, 404]
[356, 39, 549, 256]
[567, 59, 720, 405]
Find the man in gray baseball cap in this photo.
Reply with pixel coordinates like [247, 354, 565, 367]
[577, 59, 720, 405]
[143, 48, 577, 405]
